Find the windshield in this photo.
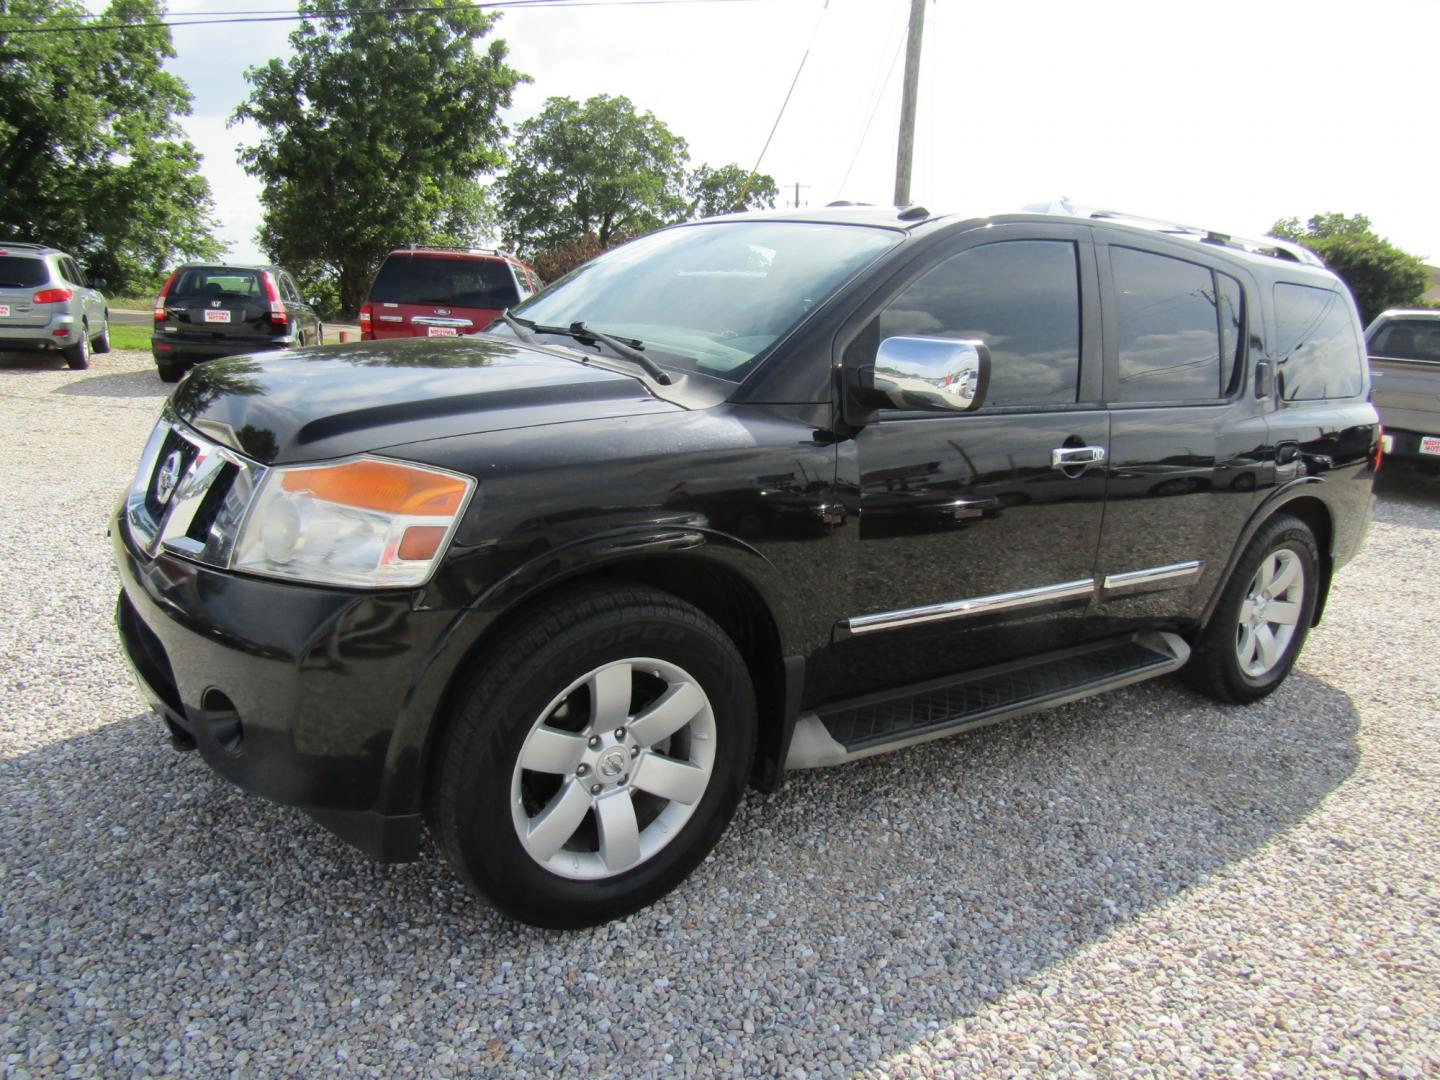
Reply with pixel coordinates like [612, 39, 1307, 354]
[1370, 319, 1440, 363]
[371, 254, 520, 308]
[510, 221, 901, 381]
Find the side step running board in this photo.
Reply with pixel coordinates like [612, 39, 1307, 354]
[786, 631, 1190, 770]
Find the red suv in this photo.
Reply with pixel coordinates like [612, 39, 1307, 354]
[359, 248, 539, 341]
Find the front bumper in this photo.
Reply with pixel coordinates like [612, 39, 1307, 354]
[110, 511, 451, 860]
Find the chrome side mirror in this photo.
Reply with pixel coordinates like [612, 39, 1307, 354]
[853, 336, 991, 416]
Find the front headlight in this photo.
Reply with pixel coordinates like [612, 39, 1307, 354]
[231, 457, 474, 588]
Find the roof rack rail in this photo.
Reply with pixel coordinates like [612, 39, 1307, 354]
[1023, 199, 1326, 268]
[0, 241, 48, 251]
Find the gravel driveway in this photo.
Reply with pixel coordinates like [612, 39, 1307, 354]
[2, 348, 1437, 1077]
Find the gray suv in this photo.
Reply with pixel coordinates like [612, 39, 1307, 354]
[0, 242, 110, 369]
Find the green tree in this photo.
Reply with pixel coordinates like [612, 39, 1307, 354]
[0, 0, 222, 292]
[233, 0, 524, 313]
[687, 163, 777, 219]
[1269, 213, 1429, 324]
[497, 94, 690, 253]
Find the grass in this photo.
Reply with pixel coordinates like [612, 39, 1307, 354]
[107, 324, 151, 352]
[107, 295, 154, 310]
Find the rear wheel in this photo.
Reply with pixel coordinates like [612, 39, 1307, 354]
[155, 355, 184, 383]
[93, 319, 111, 354]
[63, 326, 90, 370]
[430, 584, 756, 928]
[1183, 514, 1319, 703]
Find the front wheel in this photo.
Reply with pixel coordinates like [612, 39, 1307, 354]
[1183, 514, 1319, 703]
[430, 584, 756, 928]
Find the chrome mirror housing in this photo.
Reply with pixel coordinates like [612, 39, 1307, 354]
[865, 336, 991, 413]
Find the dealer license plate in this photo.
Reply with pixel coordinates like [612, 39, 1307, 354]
[0, 305, 10, 317]
[427, 326, 458, 337]
[1421, 436, 1440, 456]
[204, 309, 231, 323]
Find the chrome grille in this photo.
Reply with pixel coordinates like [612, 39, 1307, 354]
[124, 408, 267, 568]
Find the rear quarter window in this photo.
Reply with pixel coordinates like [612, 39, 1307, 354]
[1273, 284, 1365, 400]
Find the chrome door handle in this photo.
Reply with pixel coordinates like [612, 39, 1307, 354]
[1051, 446, 1106, 469]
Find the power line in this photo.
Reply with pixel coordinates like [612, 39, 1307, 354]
[0, 0, 756, 35]
[835, 21, 904, 198]
[737, 0, 828, 206]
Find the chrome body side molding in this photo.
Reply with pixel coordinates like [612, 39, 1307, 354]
[1101, 560, 1203, 598]
[842, 578, 1095, 637]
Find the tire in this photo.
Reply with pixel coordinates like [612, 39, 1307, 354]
[63, 326, 90, 370]
[93, 318, 111, 354]
[1183, 514, 1319, 704]
[155, 357, 184, 383]
[430, 583, 757, 928]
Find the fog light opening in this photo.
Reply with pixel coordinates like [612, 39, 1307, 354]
[201, 688, 244, 755]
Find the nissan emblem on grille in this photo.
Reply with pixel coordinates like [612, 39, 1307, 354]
[154, 450, 184, 505]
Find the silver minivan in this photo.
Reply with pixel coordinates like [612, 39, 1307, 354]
[0, 242, 110, 369]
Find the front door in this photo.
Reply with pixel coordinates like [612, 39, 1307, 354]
[820, 226, 1111, 702]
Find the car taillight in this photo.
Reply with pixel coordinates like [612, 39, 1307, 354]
[33, 287, 73, 304]
[154, 270, 177, 320]
[359, 303, 373, 338]
[261, 271, 288, 326]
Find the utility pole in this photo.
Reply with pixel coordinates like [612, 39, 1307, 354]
[790, 182, 810, 209]
[892, 0, 926, 207]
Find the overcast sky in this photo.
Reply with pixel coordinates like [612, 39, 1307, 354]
[117, 0, 1440, 265]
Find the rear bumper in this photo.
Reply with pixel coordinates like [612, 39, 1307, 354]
[152, 333, 296, 359]
[1382, 427, 1440, 465]
[110, 510, 452, 861]
[0, 312, 77, 348]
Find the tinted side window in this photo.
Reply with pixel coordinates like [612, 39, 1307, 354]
[872, 240, 1082, 407]
[1112, 248, 1222, 402]
[1273, 284, 1363, 400]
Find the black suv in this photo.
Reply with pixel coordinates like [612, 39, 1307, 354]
[151, 263, 323, 382]
[112, 206, 1378, 928]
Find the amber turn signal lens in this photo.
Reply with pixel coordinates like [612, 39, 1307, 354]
[280, 460, 468, 515]
[397, 525, 448, 561]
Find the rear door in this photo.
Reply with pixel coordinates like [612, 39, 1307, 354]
[1092, 240, 1266, 627]
[367, 254, 521, 339]
[161, 267, 280, 346]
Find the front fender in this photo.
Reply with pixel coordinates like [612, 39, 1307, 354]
[372, 524, 794, 818]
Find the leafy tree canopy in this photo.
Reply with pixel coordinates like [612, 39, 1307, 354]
[233, 0, 525, 312]
[0, 0, 222, 292]
[1270, 213, 1429, 324]
[497, 94, 692, 253]
[687, 163, 778, 219]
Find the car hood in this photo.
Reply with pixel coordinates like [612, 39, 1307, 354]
[171, 335, 681, 464]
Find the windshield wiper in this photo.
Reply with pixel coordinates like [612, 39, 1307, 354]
[500, 308, 538, 343]
[511, 315, 672, 385]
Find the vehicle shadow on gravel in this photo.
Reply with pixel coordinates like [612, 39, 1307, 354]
[0, 351, 73, 374]
[0, 672, 1358, 1073]
[51, 369, 167, 399]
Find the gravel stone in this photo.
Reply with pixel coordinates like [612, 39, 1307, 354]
[1, 348, 1438, 1077]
